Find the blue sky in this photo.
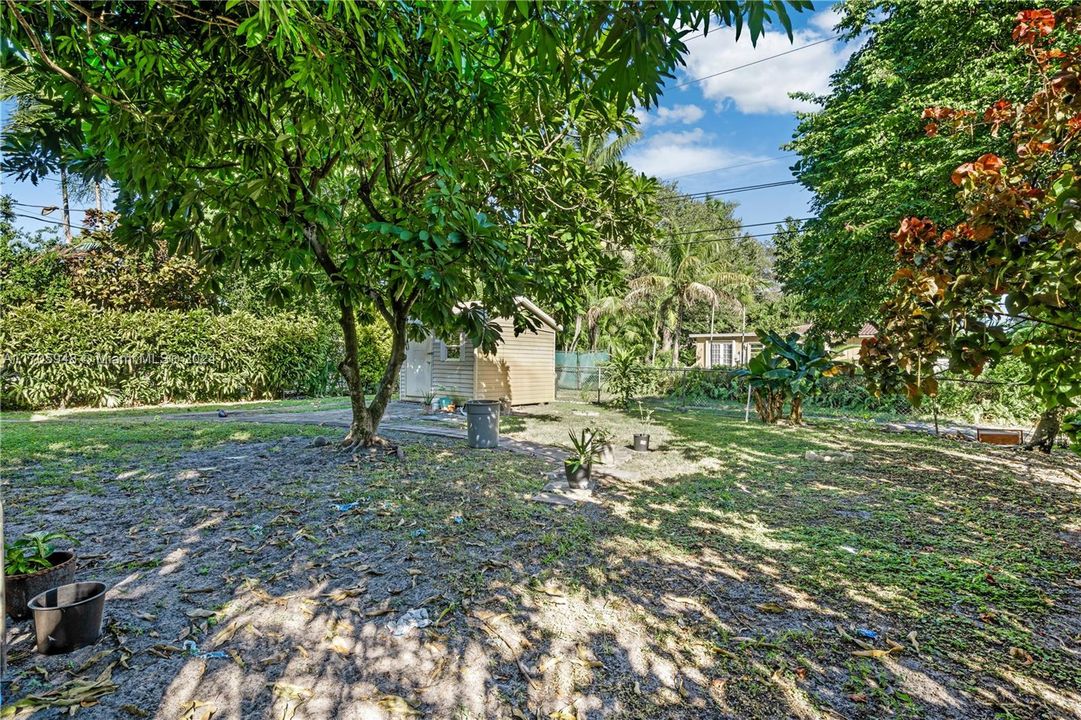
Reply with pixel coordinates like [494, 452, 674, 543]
[2, 3, 852, 238]
[629, 2, 853, 231]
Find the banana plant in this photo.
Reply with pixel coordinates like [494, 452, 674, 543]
[735, 331, 840, 423]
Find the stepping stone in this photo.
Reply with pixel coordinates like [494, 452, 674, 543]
[530, 478, 597, 506]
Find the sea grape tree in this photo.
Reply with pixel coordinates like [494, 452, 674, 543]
[861, 7, 1081, 451]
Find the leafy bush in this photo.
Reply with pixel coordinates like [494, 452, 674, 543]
[603, 350, 650, 407]
[934, 357, 1041, 426]
[812, 375, 914, 415]
[668, 368, 746, 404]
[0, 301, 378, 409]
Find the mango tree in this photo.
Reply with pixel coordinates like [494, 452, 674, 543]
[0, 1, 810, 446]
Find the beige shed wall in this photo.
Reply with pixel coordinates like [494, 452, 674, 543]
[431, 336, 475, 398]
[474, 320, 555, 405]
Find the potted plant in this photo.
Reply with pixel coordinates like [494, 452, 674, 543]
[564, 428, 596, 489]
[593, 427, 615, 465]
[633, 401, 653, 451]
[4, 531, 77, 620]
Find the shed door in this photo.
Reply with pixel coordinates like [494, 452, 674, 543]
[403, 336, 433, 398]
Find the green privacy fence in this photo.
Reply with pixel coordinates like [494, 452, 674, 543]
[555, 351, 609, 395]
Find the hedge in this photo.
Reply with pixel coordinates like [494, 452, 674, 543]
[0, 301, 372, 410]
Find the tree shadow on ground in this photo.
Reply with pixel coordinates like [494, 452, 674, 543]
[3, 412, 1079, 719]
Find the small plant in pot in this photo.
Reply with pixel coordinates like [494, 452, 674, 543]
[564, 428, 596, 489]
[593, 426, 615, 465]
[4, 531, 77, 621]
[633, 401, 654, 451]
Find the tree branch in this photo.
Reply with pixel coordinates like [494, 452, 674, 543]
[7, 0, 140, 116]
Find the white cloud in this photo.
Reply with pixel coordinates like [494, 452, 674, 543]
[680, 10, 855, 114]
[809, 4, 843, 34]
[635, 103, 705, 129]
[624, 129, 767, 179]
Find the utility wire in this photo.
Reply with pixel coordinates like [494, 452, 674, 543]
[668, 216, 811, 236]
[663, 154, 796, 180]
[8, 211, 92, 233]
[661, 227, 804, 246]
[672, 37, 834, 89]
[12, 200, 98, 213]
[665, 179, 800, 200]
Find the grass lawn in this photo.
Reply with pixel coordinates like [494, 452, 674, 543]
[2, 402, 1078, 719]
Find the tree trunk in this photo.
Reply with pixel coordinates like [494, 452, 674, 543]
[753, 388, 784, 424]
[337, 295, 375, 446]
[59, 165, 72, 242]
[94, 181, 103, 211]
[671, 299, 683, 368]
[337, 296, 410, 448]
[1025, 407, 1061, 453]
[568, 315, 582, 352]
[789, 394, 803, 424]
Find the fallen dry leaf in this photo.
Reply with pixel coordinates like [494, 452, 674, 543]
[1009, 646, 1034, 665]
[755, 602, 786, 614]
[185, 609, 217, 620]
[179, 700, 215, 720]
[377, 694, 422, 717]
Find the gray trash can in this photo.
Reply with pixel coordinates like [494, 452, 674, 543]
[465, 400, 500, 448]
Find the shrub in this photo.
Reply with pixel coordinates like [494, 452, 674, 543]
[668, 368, 746, 404]
[0, 301, 374, 409]
[602, 350, 650, 408]
[934, 357, 1041, 426]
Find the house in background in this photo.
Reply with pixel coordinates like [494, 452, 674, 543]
[691, 331, 764, 369]
[399, 297, 559, 406]
[691, 323, 877, 369]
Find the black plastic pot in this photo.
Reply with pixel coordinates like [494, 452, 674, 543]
[5, 550, 76, 621]
[28, 581, 107, 655]
[633, 433, 650, 452]
[564, 460, 591, 489]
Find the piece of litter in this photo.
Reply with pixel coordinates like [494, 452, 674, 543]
[385, 608, 431, 637]
[411, 528, 427, 538]
[805, 450, 854, 463]
[855, 628, 878, 640]
[334, 501, 361, 512]
[182, 640, 228, 659]
[839, 545, 859, 555]
[453, 516, 464, 524]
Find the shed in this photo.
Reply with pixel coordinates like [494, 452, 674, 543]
[399, 297, 559, 406]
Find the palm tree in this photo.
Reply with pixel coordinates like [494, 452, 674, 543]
[625, 239, 758, 365]
[1, 68, 106, 241]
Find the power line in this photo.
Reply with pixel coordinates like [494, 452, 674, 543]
[8, 211, 92, 233]
[663, 154, 796, 180]
[669, 216, 811, 236]
[665, 179, 799, 200]
[672, 37, 834, 89]
[662, 224, 808, 247]
[12, 200, 98, 213]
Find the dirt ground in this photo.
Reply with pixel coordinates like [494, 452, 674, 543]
[3, 404, 1080, 719]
